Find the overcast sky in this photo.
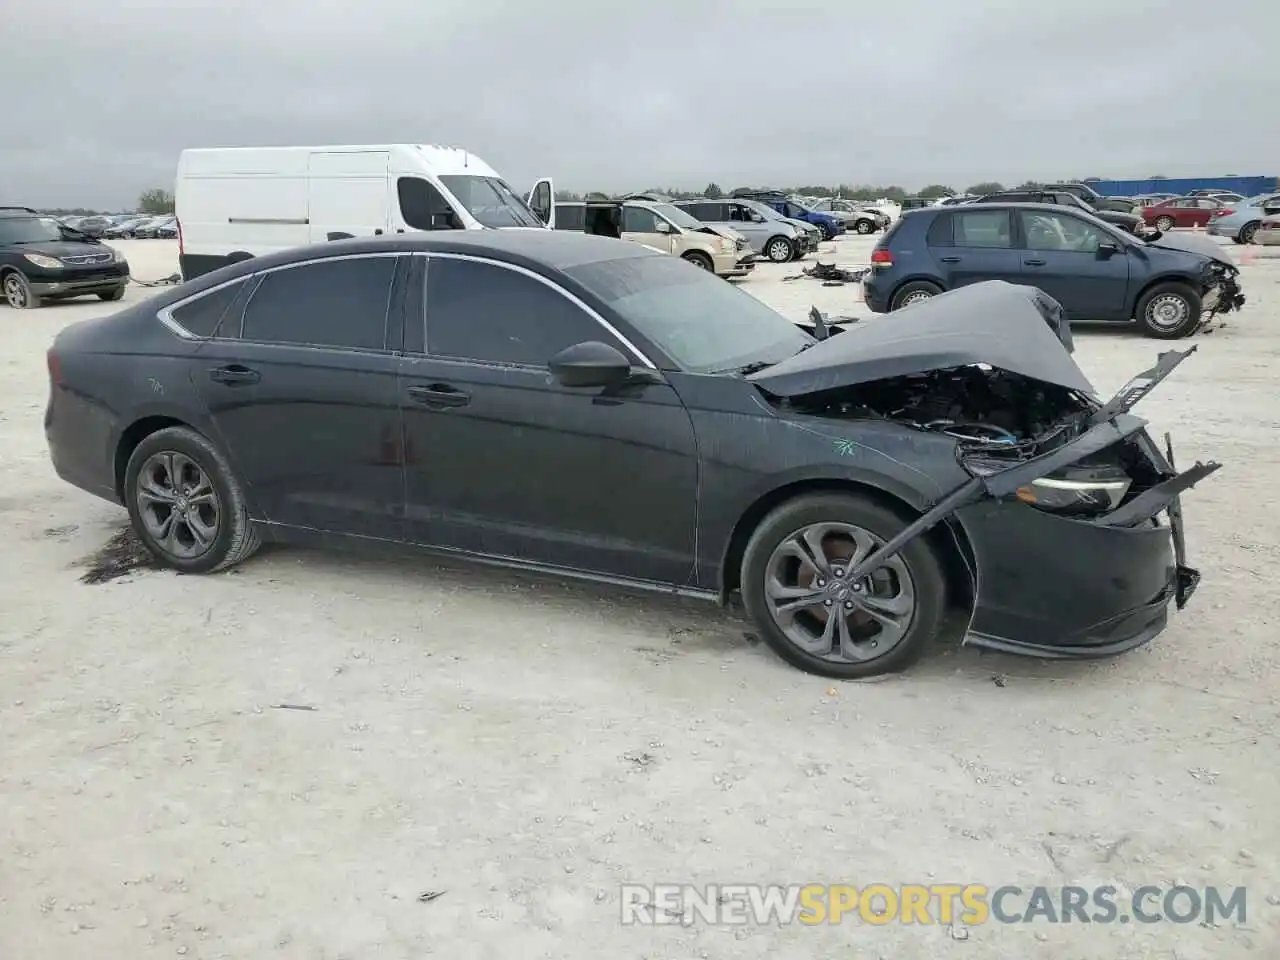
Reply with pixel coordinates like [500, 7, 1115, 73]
[3, 0, 1275, 209]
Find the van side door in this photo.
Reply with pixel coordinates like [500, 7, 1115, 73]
[306, 150, 392, 243]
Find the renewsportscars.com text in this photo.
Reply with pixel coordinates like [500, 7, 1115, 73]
[620, 883, 1248, 927]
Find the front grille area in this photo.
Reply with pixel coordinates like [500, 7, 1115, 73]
[62, 253, 112, 266]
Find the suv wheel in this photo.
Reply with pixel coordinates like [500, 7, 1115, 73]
[1136, 282, 1202, 339]
[890, 280, 943, 310]
[2, 270, 40, 309]
[741, 493, 947, 679]
[765, 236, 795, 263]
[98, 286, 126, 302]
[855, 219, 874, 235]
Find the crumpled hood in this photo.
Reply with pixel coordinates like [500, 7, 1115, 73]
[749, 280, 1095, 398]
[1146, 230, 1235, 268]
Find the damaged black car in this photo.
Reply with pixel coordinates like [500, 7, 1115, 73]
[45, 232, 1216, 679]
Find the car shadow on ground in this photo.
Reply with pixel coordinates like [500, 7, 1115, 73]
[75, 522, 1122, 685]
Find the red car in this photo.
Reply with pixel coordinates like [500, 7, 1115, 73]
[1141, 196, 1232, 231]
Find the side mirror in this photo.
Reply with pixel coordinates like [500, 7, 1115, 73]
[654, 220, 675, 234]
[1097, 242, 1120, 258]
[548, 341, 633, 389]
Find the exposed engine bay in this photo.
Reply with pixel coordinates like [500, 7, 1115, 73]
[779, 365, 1089, 448]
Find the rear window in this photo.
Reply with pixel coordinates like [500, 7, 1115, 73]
[168, 280, 246, 338]
[683, 202, 723, 221]
[554, 204, 585, 231]
[954, 210, 1013, 248]
[877, 215, 908, 247]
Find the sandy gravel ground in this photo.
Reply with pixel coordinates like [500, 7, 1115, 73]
[1, 236, 1277, 959]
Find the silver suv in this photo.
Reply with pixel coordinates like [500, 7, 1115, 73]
[674, 198, 810, 263]
[808, 198, 885, 234]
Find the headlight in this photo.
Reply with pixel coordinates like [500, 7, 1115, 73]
[23, 253, 63, 269]
[112, 247, 126, 264]
[964, 457, 1132, 516]
[719, 238, 734, 253]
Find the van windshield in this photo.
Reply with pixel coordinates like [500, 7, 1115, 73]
[439, 176, 543, 228]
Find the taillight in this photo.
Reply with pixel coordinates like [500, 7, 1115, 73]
[1214, 208, 1234, 217]
[870, 248, 893, 266]
[177, 218, 184, 255]
[47, 349, 63, 386]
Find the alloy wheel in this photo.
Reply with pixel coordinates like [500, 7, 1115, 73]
[1155, 217, 1175, 232]
[3, 274, 29, 308]
[767, 239, 792, 262]
[134, 451, 221, 560]
[763, 521, 916, 663]
[899, 291, 934, 307]
[1241, 223, 1258, 245]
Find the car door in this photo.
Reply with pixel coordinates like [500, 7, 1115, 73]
[192, 252, 408, 540]
[398, 253, 699, 584]
[1014, 210, 1129, 320]
[1170, 198, 1200, 227]
[727, 202, 769, 248]
[621, 204, 677, 254]
[931, 209, 1023, 288]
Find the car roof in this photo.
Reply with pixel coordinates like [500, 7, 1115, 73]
[166, 231, 663, 301]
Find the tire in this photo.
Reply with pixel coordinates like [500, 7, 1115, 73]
[682, 251, 714, 271]
[1135, 281, 1202, 339]
[124, 426, 261, 574]
[889, 280, 943, 310]
[764, 236, 795, 263]
[1154, 216, 1175, 232]
[741, 493, 947, 679]
[98, 286, 126, 302]
[2, 270, 41, 309]
[1240, 221, 1259, 245]
[818, 222, 835, 241]
[855, 219, 874, 235]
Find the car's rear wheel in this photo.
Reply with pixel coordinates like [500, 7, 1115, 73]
[124, 426, 261, 574]
[890, 280, 943, 310]
[855, 219, 874, 235]
[1240, 221, 1259, 245]
[2, 270, 40, 309]
[765, 236, 795, 263]
[1154, 216, 1175, 232]
[98, 286, 126, 302]
[741, 494, 947, 679]
[1136, 282, 1202, 339]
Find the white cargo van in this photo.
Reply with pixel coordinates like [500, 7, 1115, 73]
[174, 143, 555, 280]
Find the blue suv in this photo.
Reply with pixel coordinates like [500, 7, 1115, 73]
[730, 191, 845, 240]
[862, 203, 1245, 339]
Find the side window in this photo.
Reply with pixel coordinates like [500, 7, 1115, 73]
[240, 256, 396, 350]
[1019, 212, 1107, 253]
[622, 206, 661, 233]
[1173, 198, 1195, 208]
[425, 258, 620, 367]
[925, 213, 954, 246]
[1197, 199, 1219, 210]
[728, 203, 751, 222]
[168, 279, 246, 338]
[953, 211, 1013, 248]
[554, 204, 585, 231]
[397, 177, 460, 230]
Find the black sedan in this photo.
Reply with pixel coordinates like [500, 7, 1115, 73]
[45, 232, 1217, 678]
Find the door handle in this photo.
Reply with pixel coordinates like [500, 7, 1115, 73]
[406, 383, 471, 409]
[939, 256, 961, 263]
[208, 365, 260, 385]
[1024, 258, 1047, 266]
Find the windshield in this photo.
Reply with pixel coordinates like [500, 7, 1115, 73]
[651, 203, 705, 231]
[438, 175, 543, 228]
[0, 216, 65, 244]
[566, 253, 812, 374]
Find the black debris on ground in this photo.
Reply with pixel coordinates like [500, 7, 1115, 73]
[79, 527, 160, 585]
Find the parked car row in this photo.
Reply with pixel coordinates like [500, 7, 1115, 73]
[105, 215, 178, 239]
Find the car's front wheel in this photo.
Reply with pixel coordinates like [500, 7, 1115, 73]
[124, 426, 261, 574]
[1154, 216, 1175, 232]
[1240, 221, 1259, 245]
[742, 493, 947, 678]
[98, 286, 126, 302]
[682, 251, 714, 271]
[890, 280, 943, 310]
[2, 270, 41, 309]
[855, 219, 874, 235]
[818, 222, 835, 241]
[764, 236, 795, 263]
[1136, 282, 1202, 339]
